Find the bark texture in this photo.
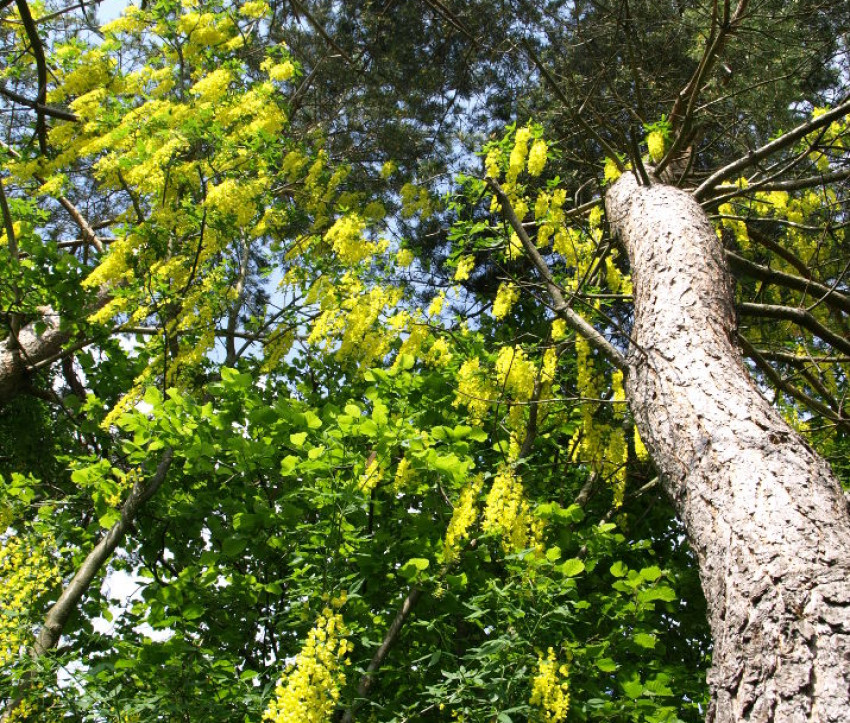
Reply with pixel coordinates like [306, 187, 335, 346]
[0, 308, 69, 405]
[606, 173, 850, 722]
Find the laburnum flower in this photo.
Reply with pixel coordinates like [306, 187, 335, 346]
[530, 648, 570, 722]
[528, 139, 548, 176]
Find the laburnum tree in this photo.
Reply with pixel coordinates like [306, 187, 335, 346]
[0, 1, 849, 722]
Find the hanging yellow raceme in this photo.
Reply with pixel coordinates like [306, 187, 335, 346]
[262, 608, 353, 723]
[529, 647, 570, 722]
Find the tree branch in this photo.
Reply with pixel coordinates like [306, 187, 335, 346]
[14, 0, 49, 154]
[693, 97, 850, 200]
[738, 334, 850, 433]
[338, 588, 423, 723]
[737, 302, 850, 356]
[485, 177, 628, 370]
[1, 450, 174, 721]
[725, 250, 850, 315]
[0, 84, 78, 121]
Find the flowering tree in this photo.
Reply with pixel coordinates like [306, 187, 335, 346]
[1, 1, 849, 722]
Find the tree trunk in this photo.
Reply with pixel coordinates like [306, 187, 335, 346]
[0, 308, 69, 405]
[606, 173, 850, 722]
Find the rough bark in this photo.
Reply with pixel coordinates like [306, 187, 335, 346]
[606, 173, 850, 722]
[0, 308, 70, 405]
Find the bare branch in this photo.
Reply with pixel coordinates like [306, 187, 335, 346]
[738, 334, 850, 433]
[725, 250, 850, 315]
[737, 302, 850, 356]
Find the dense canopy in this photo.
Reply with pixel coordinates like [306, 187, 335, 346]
[1, 1, 848, 721]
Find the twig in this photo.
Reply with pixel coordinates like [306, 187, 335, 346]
[725, 250, 850, 315]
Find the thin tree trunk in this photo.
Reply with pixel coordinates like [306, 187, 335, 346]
[606, 173, 850, 722]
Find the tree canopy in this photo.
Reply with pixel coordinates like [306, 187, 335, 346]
[0, 1, 848, 721]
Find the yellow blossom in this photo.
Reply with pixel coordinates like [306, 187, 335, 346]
[396, 248, 414, 267]
[604, 157, 622, 183]
[239, 0, 269, 18]
[530, 648, 570, 722]
[267, 61, 296, 82]
[551, 318, 567, 341]
[454, 255, 475, 281]
[427, 292, 445, 318]
[262, 609, 352, 723]
[492, 281, 519, 319]
[495, 346, 537, 401]
[358, 457, 382, 493]
[646, 130, 665, 163]
[527, 138, 548, 176]
[444, 476, 484, 560]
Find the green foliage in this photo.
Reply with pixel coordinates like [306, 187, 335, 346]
[1, 0, 848, 721]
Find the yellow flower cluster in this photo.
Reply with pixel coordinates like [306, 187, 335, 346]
[189, 67, 232, 100]
[308, 276, 400, 367]
[427, 292, 446, 318]
[358, 457, 383, 494]
[0, 531, 61, 668]
[454, 255, 475, 281]
[482, 467, 544, 554]
[527, 139, 548, 176]
[495, 346, 537, 402]
[529, 648, 570, 722]
[604, 157, 622, 183]
[261, 57, 296, 82]
[507, 127, 533, 184]
[393, 457, 415, 489]
[646, 130, 665, 163]
[492, 282, 520, 320]
[454, 357, 495, 420]
[551, 318, 568, 341]
[634, 426, 649, 461]
[717, 202, 749, 248]
[427, 337, 453, 367]
[325, 214, 371, 264]
[571, 336, 602, 464]
[443, 476, 484, 561]
[485, 147, 502, 179]
[262, 609, 352, 723]
[240, 0, 270, 18]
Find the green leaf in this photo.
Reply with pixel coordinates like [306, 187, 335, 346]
[559, 558, 585, 577]
[400, 557, 430, 579]
[280, 455, 299, 475]
[595, 658, 618, 672]
[638, 586, 677, 603]
[98, 509, 121, 529]
[183, 603, 205, 620]
[621, 676, 644, 699]
[610, 561, 628, 578]
[633, 632, 657, 649]
[223, 537, 247, 557]
[304, 411, 323, 429]
[290, 432, 307, 447]
[639, 565, 663, 582]
[546, 546, 562, 562]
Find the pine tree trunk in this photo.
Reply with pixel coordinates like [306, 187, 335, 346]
[606, 173, 850, 722]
